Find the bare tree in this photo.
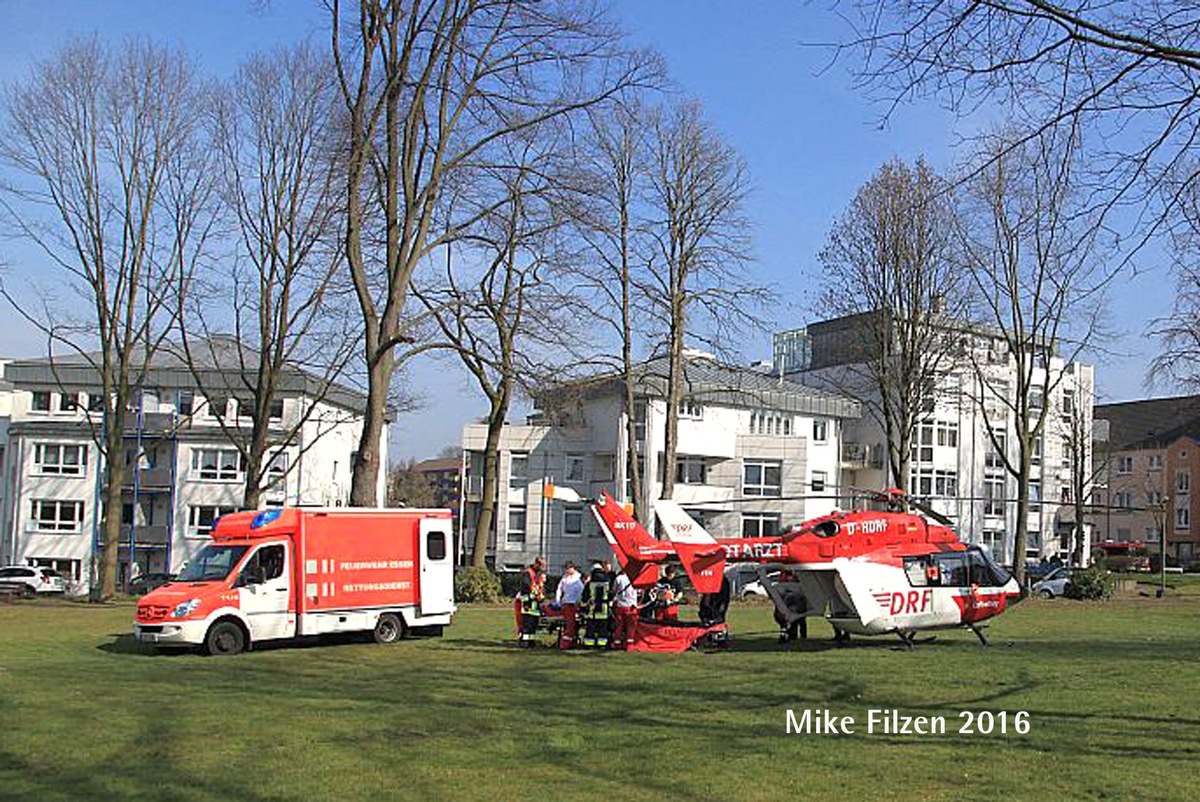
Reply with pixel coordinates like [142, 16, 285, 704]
[814, 157, 966, 492]
[956, 127, 1109, 583]
[1055, 376, 1102, 566]
[568, 100, 654, 518]
[1149, 180, 1200, 389]
[0, 39, 215, 599]
[416, 135, 581, 567]
[844, 1, 1200, 243]
[180, 42, 358, 509]
[327, 0, 655, 506]
[387, 459, 436, 507]
[644, 100, 760, 500]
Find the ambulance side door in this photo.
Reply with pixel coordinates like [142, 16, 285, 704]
[235, 541, 293, 641]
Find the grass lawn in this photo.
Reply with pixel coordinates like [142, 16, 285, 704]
[1, 597, 1197, 802]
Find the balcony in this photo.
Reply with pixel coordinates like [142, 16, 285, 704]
[123, 412, 177, 437]
[97, 525, 170, 548]
[122, 466, 174, 491]
[464, 475, 484, 501]
[841, 443, 882, 470]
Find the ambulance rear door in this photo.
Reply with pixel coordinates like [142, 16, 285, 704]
[419, 517, 454, 615]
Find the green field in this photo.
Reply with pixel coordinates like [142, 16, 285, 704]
[1, 597, 1197, 802]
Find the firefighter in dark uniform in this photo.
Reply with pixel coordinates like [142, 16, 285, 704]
[652, 564, 684, 622]
[581, 561, 614, 647]
[516, 555, 546, 647]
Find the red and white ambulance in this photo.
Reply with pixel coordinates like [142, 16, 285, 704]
[134, 507, 455, 655]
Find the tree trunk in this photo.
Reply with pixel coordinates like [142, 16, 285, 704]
[351, 350, 394, 506]
[471, 393, 510, 567]
[1012, 454, 1031, 586]
[99, 413, 127, 599]
[661, 319, 685, 501]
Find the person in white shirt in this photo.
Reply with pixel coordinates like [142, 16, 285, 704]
[610, 568, 639, 650]
[555, 562, 584, 650]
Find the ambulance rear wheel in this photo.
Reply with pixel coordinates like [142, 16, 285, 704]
[373, 613, 404, 644]
[204, 621, 246, 656]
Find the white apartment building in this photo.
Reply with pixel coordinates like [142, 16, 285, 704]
[0, 342, 385, 593]
[461, 352, 861, 572]
[775, 316, 1095, 563]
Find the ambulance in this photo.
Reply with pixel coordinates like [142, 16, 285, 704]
[134, 507, 455, 655]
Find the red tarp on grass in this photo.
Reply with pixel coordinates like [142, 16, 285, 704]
[627, 621, 727, 652]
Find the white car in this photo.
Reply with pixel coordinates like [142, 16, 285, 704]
[0, 566, 66, 597]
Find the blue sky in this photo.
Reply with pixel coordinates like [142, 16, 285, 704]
[0, 1, 1168, 459]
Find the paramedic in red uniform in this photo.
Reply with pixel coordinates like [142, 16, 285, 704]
[555, 561, 584, 650]
[516, 556, 546, 647]
[610, 568, 639, 650]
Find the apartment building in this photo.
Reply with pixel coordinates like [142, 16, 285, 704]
[775, 315, 1095, 563]
[1093, 396, 1200, 569]
[461, 351, 860, 572]
[0, 342, 385, 592]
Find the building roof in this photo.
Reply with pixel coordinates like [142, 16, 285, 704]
[2, 336, 369, 414]
[413, 457, 461, 474]
[546, 351, 862, 419]
[1095, 395, 1200, 450]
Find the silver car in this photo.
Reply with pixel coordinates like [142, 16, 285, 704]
[1032, 566, 1071, 599]
[0, 565, 66, 597]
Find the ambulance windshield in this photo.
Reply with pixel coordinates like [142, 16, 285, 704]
[177, 544, 250, 582]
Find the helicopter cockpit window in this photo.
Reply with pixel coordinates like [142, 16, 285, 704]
[903, 557, 930, 587]
[966, 547, 1010, 586]
[934, 553, 969, 587]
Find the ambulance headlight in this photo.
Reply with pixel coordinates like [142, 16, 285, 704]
[172, 599, 201, 618]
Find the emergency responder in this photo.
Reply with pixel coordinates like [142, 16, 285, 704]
[516, 556, 546, 647]
[555, 561, 584, 650]
[773, 569, 808, 644]
[581, 562, 613, 647]
[653, 564, 683, 622]
[610, 567, 639, 650]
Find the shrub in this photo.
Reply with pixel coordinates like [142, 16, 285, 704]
[454, 566, 502, 603]
[1063, 566, 1115, 601]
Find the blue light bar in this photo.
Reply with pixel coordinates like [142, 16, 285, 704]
[251, 509, 284, 529]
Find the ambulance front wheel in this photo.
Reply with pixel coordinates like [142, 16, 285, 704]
[204, 620, 247, 656]
[373, 613, 405, 644]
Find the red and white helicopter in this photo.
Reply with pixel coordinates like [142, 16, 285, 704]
[544, 485, 1023, 648]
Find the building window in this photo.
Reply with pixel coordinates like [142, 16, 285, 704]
[811, 469, 827, 493]
[1146, 527, 1161, 542]
[813, 419, 828, 443]
[678, 399, 703, 420]
[743, 459, 781, 497]
[1116, 456, 1133, 474]
[751, 411, 793, 436]
[913, 423, 934, 463]
[188, 505, 238, 538]
[268, 398, 284, 421]
[1029, 480, 1042, 512]
[1031, 436, 1043, 466]
[265, 452, 289, 488]
[1148, 454, 1163, 470]
[633, 401, 647, 443]
[741, 513, 780, 539]
[1175, 506, 1190, 531]
[509, 453, 528, 490]
[191, 448, 245, 481]
[1178, 471, 1190, 494]
[31, 391, 52, 412]
[594, 454, 615, 482]
[985, 430, 1006, 469]
[1061, 389, 1075, 417]
[934, 469, 957, 497]
[936, 421, 958, 448]
[677, 456, 708, 486]
[564, 505, 584, 537]
[984, 476, 1005, 517]
[30, 499, 84, 533]
[33, 443, 88, 476]
[203, 396, 229, 421]
[58, 393, 80, 412]
[177, 391, 194, 417]
[507, 505, 527, 545]
[1113, 491, 1133, 510]
[1029, 387, 1044, 411]
[564, 455, 586, 484]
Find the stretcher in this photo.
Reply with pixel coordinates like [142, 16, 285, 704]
[627, 620, 729, 652]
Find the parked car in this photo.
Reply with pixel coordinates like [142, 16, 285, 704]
[0, 566, 66, 597]
[129, 572, 176, 597]
[1032, 566, 1072, 598]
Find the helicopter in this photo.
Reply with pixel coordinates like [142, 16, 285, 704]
[543, 484, 1023, 649]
